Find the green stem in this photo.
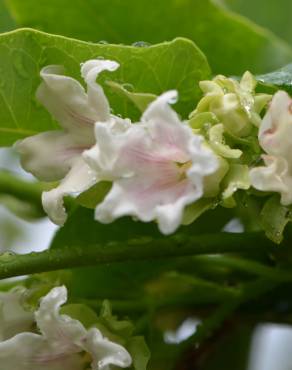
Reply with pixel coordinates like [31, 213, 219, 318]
[0, 232, 274, 279]
[193, 255, 292, 282]
[0, 170, 44, 212]
[78, 279, 238, 313]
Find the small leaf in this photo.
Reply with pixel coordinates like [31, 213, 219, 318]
[222, 164, 251, 207]
[61, 303, 99, 328]
[260, 195, 292, 244]
[76, 182, 111, 209]
[182, 198, 216, 225]
[107, 81, 156, 112]
[127, 336, 150, 370]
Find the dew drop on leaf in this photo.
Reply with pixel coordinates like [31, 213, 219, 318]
[122, 83, 134, 92]
[132, 41, 151, 47]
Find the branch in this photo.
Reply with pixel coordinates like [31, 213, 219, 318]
[0, 170, 44, 213]
[0, 232, 274, 279]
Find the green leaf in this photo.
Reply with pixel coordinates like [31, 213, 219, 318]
[260, 195, 292, 244]
[0, 28, 210, 146]
[127, 336, 150, 370]
[76, 182, 111, 209]
[182, 198, 217, 226]
[222, 164, 251, 207]
[224, 0, 292, 45]
[61, 303, 99, 328]
[5, 0, 292, 74]
[257, 63, 292, 95]
[0, 0, 15, 32]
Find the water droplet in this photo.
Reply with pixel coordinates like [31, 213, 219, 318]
[122, 83, 134, 92]
[132, 41, 151, 48]
[98, 40, 108, 45]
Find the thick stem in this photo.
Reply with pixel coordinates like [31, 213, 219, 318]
[0, 232, 274, 279]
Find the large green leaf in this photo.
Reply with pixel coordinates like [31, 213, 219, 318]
[0, 28, 210, 146]
[0, 0, 15, 32]
[224, 0, 292, 45]
[5, 0, 292, 75]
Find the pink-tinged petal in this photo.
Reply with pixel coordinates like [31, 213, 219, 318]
[95, 176, 200, 234]
[37, 60, 118, 136]
[0, 332, 83, 370]
[83, 328, 132, 370]
[86, 91, 218, 234]
[259, 91, 292, 158]
[94, 135, 216, 234]
[250, 155, 292, 205]
[15, 131, 87, 182]
[42, 158, 96, 225]
[142, 91, 190, 158]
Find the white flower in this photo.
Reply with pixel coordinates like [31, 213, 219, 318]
[250, 91, 292, 205]
[0, 288, 34, 341]
[0, 286, 132, 370]
[15, 59, 129, 225]
[84, 91, 218, 234]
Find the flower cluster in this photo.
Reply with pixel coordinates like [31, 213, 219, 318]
[15, 58, 292, 233]
[0, 286, 132, 370]
[15, 59, 221, 234]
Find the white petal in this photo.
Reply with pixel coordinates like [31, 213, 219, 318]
[141, 90, 178, 122]
[0, 289, 33, 341]
[142, 91, 205, 164]
[83, 118, 132, 179]
[81, 59, 119, 123]
[259, 91, 292, 158]
[0, 332, 83, 370]
[156, 192, 199, 235]
[187, 135, 219, 184]
[15, 131, 85, 182]
[83, 328, 132, 370]
[35, 286, 86, 345]
[37, 60, 118, 135]
[42, 158, 96, 225]
[250, 155, 292, 205]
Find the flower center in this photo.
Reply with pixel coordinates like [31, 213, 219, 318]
[176, 160, 192, 181]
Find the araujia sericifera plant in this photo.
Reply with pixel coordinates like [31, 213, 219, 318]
[4, 57, 292, 368]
